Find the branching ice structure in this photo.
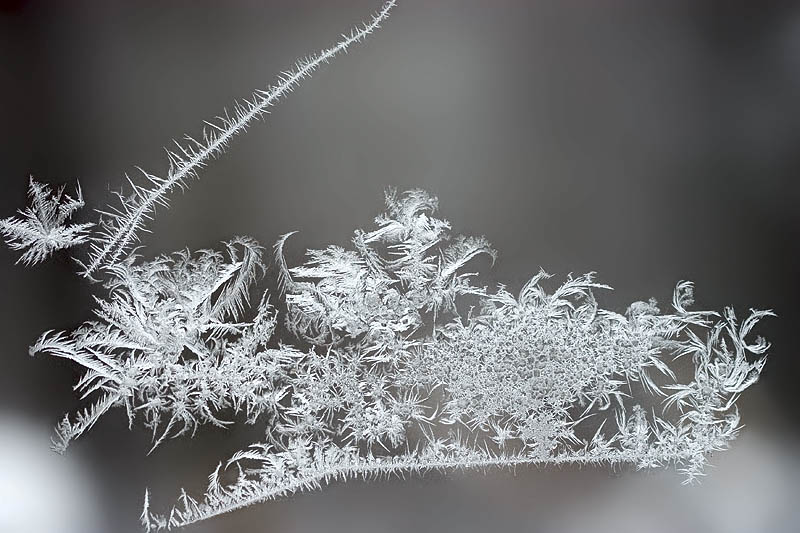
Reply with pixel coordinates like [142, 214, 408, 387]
[0, 177, 92, 266]
[0, 2, 773, 531]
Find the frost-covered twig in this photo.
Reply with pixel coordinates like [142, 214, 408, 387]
[81, 0, 396, 278]
[142, 445, 704, 531]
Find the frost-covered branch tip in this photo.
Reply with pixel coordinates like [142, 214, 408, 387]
[81, 0, 396, 278]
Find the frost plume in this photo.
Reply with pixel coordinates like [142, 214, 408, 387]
[0, 177, 92, 266]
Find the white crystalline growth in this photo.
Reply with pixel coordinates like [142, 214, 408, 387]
[0, 1, 774, 530]
[0, 177, 92, 266]
[21, 187, 770, 530]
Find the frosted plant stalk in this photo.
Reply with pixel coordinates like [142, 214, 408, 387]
[81, 0, 396, 278]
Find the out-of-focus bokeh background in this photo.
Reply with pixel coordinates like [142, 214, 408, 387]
[1, 1, 799, 532]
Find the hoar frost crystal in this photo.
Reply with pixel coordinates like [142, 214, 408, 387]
[0, 2, 772, 531]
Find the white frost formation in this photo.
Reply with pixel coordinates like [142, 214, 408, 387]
[0, 2, 773, 531]
[0, 177, 92, 266]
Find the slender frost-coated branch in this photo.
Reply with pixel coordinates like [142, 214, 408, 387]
[81, 1, 396, 278]
[143, 446, 699, 531]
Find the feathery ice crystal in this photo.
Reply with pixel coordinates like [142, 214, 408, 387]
[32, 236, 280, 454]
[0, 1, 773, 531]
[138, 189, 772, 529]
[0, 177, 92, 266]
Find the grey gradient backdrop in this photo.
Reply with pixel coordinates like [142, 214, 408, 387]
[1, 1, 799, 532]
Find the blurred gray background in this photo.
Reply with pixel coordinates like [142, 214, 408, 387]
[1, 1, 799, 532]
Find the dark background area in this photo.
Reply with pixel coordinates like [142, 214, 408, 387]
[1, 1, 799, 532]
